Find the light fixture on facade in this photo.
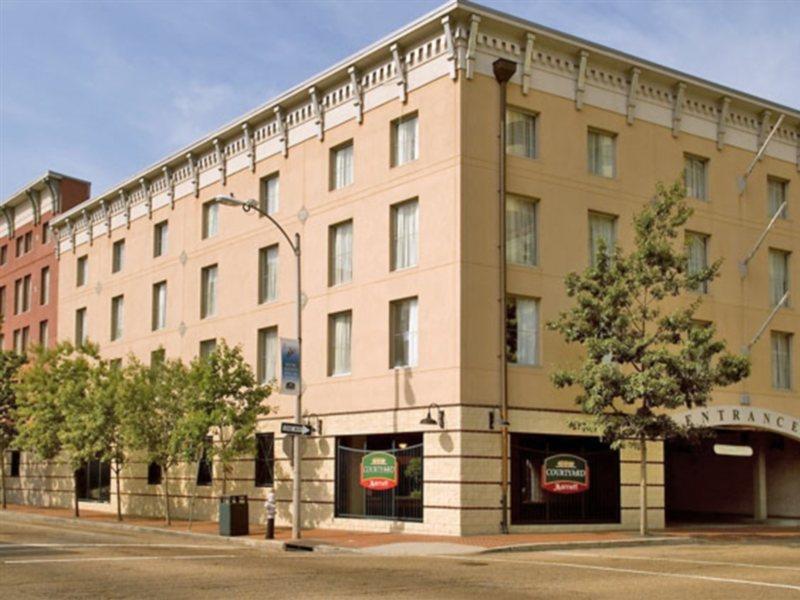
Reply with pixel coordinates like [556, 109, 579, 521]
[489, 408, 510, 430]
[420, 403, 444, 429]
[304, 414, 322, 436]
[713, 444, 753, 457]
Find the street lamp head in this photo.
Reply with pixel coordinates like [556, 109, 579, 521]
[212, 194, 247, 208]
[420, 403, 445, 429]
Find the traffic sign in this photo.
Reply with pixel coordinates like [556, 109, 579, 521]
[281, 422, 313, 436]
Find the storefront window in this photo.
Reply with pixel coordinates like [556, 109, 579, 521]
[335, 433, 423, 523]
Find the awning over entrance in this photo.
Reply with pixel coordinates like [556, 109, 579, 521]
[673, 406, 800, 442]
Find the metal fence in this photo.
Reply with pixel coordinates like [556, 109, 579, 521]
[335, 442, 423, 522]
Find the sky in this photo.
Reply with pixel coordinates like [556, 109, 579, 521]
[1, 0, 798, 199]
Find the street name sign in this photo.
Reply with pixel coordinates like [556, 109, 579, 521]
[281, 422, 313, 436]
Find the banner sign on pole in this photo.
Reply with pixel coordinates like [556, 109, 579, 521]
[359, 452, 398, 491]
[541, 454, 589, 494]
[280, 338, 300, 395]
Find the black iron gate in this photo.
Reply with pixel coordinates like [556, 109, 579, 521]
[335, 439, 423, 522]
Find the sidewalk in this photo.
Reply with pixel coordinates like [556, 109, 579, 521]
[2, 503, 797, 555]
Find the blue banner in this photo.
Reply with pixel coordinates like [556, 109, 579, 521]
[280, 338, 300, 395]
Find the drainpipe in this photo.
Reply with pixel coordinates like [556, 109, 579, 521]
[493, 58, 517, 535]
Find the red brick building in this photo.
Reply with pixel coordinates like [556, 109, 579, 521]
[0, 172, 90, 350]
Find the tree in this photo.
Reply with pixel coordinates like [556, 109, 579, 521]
[61, 358, 129, 521]
[188, 341, 271, 496]
[14, 342, 100, 517]
[548, 182, 750, 536]
[0, 350, 27, 509]
[122, 356, 198, 525]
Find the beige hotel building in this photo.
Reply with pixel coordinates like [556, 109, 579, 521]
[7, 1, 799, 535]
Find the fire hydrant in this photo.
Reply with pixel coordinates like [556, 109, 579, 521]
[264, 490, 276, 539]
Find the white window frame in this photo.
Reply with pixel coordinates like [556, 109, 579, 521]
[684, 154, 708, 201]
[506, 194, 538, 267]
[391, 198, 419, 271]
[110, 295, 124, 341]
[771, 331, 792, 390]
[587, 129, 616, 178]
[391, 113, 419, 167]
[328, 310, 352, 376]
[506, 108, 537, 159]
[329, 220, 353, 286]
[257, 326, 278, 384]
[201, 264, 218, 319]
[390, 297, 418, 368]
[330, 141, 354, 190]
[259, 245, 279, 304]
[506, 296, 540, 366]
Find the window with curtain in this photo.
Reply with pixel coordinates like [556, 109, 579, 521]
[329, 220, 353, 286]
[328, 311, 352, 376]
[588, 212, 617, 267]
[768, 178, 788, 219]
[75, 307, 87, 346]
[392, 113, 419, 166]
[391, 199, 419, 270]
[771, 331, 792, 390]
[686, 232, 709, 293]
[110, 295, 124, 341]
[112, 239, 125, 273]
[258, 245, 278, 303]
[588, 130, 615, 178]
[201, 264, 218, 318]
[330, 141, 354, 190]
[202, 201, 219, 239]
[769, 249, 790, 307]
[199, 339, 217, 359]
[684, 155, 708, 200]
[506, 296, 539, 366]
[257, 327, 278, 384]
[391, 297, 418, 368]
[152, 281, 167, 331]
[506, 109, 536, 158]
[260, 173, 280, 215]
[506, 195, 537, 266]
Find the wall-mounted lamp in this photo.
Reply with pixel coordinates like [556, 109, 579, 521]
[489, 408, 510, 430]
[420, 403, 445, 429]
[304, 414, 323, 436]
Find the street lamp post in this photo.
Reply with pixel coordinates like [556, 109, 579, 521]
[212, 195, 303, 540]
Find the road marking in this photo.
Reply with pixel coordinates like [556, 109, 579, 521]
[547, 550, 800, 573]
[435, 555, 800, 592]
[4, 554, 236, 565]
[0, 543, 234, 550]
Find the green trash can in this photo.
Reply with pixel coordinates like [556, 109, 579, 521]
[219, 495, 249, 536]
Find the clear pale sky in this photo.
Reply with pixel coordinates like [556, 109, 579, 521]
[1, 0, 798, 199]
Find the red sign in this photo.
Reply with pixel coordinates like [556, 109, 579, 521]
[541, 454, 590, 494]
[359, 452, 398, 491]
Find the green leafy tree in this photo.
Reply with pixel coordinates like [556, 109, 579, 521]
[548, 182, 750, 535]
[188, 341, 271, 496]
[14, 342, 100, 517]
[0, 350, 27, 509]
[122, 356, 199, 525]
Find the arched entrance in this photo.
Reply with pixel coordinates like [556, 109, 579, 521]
[665, 406, 800, 525]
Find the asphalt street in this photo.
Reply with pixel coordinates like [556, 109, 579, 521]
[1, 519, 799, 599]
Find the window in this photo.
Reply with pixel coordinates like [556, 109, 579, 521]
[0, 245, 7, 265]
[202, 201, 219, 239]
[330, 141, 354, 190]
[771, 331, 792, 390]
[13, 327, 29, 353]
[506, 109, 536, 158]
[14, 275, 31, 314]
[151, 281, 167, 331]
[76, 255, 88, 287]
[112, 239, 125, 273]
[254, 433, 275, 487]
[110, 358, 122, 370]
[10, 450, 20, 477]
[38, 320, 48, 346]
[196, 438, 213, 486]
[686, 232, 709, 293]
[588, 212, 617, 267]
[153, 220, 168, 257]
[260, 173, 279, 215]
[25, 231, 32, 253]
[0, 286, 5, 319]
[15, 232, 32, 257]
[768, 178, 788, 219]
[506, 296, 539, 366]
[199, 338, 217, 359]
[684, 155, 708, 200]
[150, 348, 165, 366]
[391, 297, 418, 368]
[257, 327, 278, 384]
[200, 264, 218, 318]
[391, 113, 419, 166]
[391, 199, 418, 271]
[329, 220, 353, 286]
[769, 249, 790, 307]
[41, 222, 50, 244]
[40, 267, 50, 305]
[147, 462, 162, 486]
[110, 295, 124, 341]
[588, 130, 615, 178]
[258, 245, 278, 304]
[75, 308, 87, 345]
[328, 311, 352, 376]
[506, 195, 537, 266]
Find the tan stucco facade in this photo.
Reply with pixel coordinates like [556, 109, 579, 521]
[7, 1, 799, 534]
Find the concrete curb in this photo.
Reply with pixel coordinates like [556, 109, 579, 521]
[478, 536, 698, 554]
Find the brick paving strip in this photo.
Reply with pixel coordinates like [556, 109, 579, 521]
[1, 504, 798, 555]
